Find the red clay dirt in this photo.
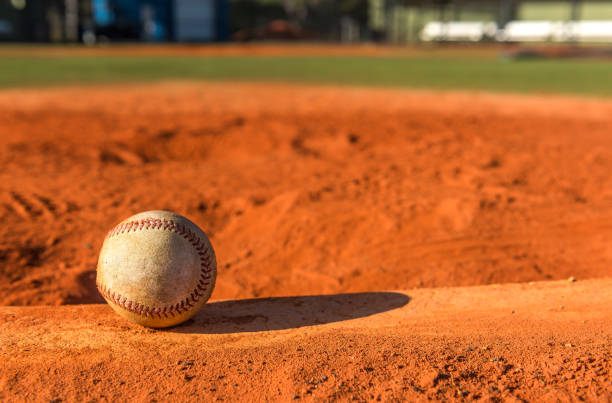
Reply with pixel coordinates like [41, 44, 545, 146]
[0, 82, 611, 401]
[0, 43, 505, 58]
[1, 280, 610, 402]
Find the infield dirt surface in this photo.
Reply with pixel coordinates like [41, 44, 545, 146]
[0, 82, 611, 401]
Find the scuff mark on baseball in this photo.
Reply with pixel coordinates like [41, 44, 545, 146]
[96, 210, 217, 328]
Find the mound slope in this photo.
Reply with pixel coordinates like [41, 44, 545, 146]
[1, 280, 610, 401]
[0, 83, 611, 305]
[1, 83, 611, 400]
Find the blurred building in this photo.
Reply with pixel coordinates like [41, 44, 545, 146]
[1, 0, 612, 43]
[0, 0, 53, 42]
[0, 0, 367, 43]
[0, 0, 229, 43]
[373, 0, 612, 43]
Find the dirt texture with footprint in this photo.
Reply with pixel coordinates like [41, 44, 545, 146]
[0, 82, 610, 401]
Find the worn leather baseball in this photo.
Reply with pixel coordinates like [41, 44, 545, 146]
[96, 210, 217, 328]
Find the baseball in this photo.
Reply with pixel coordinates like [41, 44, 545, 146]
[96, 210, 217, 328]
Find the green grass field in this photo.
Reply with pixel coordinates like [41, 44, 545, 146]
[1, 52, 611, 96]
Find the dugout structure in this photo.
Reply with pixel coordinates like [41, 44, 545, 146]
[371, 0, 612, 42]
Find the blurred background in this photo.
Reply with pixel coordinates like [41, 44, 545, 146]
[1, 0, 612, 45]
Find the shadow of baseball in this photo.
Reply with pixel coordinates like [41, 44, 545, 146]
[171, 292, 410, 334]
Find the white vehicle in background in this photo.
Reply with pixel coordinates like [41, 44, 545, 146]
[420, 21, 498, 42]
[564, 20, 612, 42]
[495, 21, 565, 42]
[496, 20, 612, 42]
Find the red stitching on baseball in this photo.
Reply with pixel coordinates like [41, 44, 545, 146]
[98, 217, 215, 319]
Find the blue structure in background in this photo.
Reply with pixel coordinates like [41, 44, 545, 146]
[216, 0, 228, 41]
[91, 0, 226, 42]
[139, 0, 171, 41]
[92, 0, 115, 27]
